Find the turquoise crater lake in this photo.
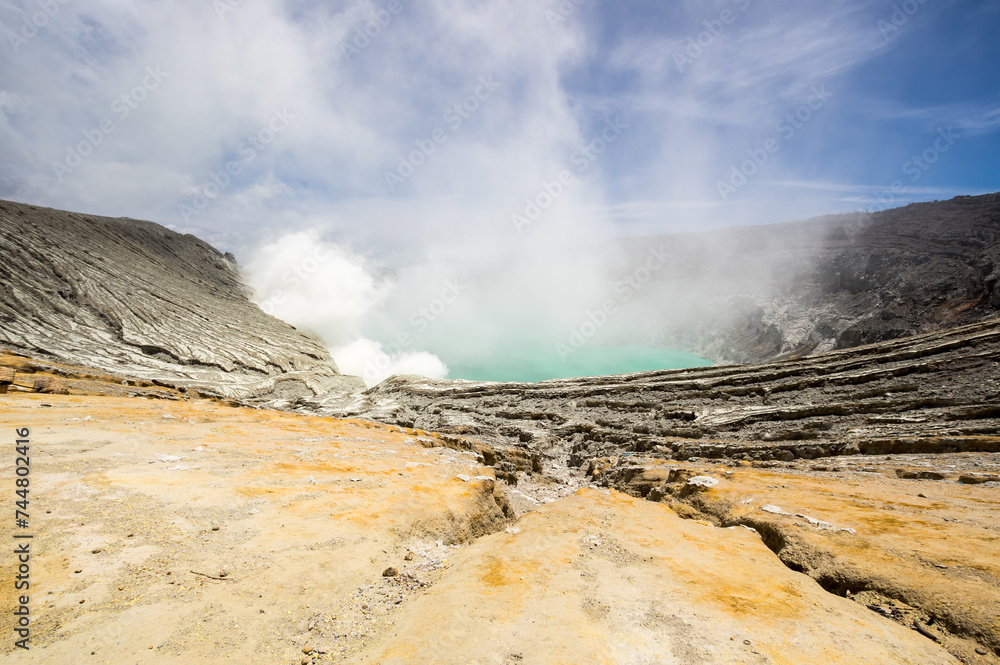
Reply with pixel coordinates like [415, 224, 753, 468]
[444, 345, 711, 383]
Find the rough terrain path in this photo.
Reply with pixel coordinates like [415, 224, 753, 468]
[0, 394, 509, 664]
[0, 393, 975, 664]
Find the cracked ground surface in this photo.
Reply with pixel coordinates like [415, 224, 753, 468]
[1, 392, 988, 664]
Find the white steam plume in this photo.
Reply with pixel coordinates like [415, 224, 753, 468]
[244, 231, 450, 387]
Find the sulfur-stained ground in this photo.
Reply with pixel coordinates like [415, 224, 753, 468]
[0, 394, 508, 664]
[610, 455, 1000, 663]
[0, 393, 982, 664]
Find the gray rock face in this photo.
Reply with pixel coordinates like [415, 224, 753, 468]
[299, 194, 1000, 480]
[613, 193, 1000, 364]
[314, 316, 1000, 480]
[0, 199, 363, 398]
[3, 193, 997, 443]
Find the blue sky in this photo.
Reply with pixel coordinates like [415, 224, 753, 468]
[1, 0, 998, 258]
[1, 0, 999, 382]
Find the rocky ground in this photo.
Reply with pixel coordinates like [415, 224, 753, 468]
[2, 196, 1000, 662]
[0, 393, 511, 664]
[1, 321, 999, 662]
[606, 455, 1000, 663]
[314, 316, 1000, 480]
[0, 200, 362, 401]
[2, 391, 995, 664]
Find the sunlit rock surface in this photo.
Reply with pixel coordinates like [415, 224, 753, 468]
[357, 487, 961, 665]
[2, 196, 999, 662]
[0, 394, 511, 663]
[0, 394, 971, 664]
[0, 199, 362, 399]
[609, 458, 1000, 663]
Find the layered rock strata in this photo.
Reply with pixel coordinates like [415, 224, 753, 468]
[318, 317, 1000, 473]
[0, 199, 362, 399]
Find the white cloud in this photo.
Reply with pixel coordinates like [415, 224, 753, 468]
[1, 0, 600, 255]
[332, 337, 448, 387]
[3, 0, 996, 383]
[4, 0, 978, 247]
[244, 230, 389, 345]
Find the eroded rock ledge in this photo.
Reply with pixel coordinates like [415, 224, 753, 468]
[605, 456, 1000, 662]
[314, 316, 1000, 473]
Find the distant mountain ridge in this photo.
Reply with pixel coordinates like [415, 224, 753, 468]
[611, 192, 1000, 364]
[1, 193, 998, 399]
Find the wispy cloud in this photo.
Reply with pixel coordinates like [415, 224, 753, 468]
[2, 0, 997, 251]
[1, 0, 997, 379]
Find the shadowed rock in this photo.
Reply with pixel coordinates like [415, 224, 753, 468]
[320, 316, 1000, 469]
[612, 192, 1000, 364]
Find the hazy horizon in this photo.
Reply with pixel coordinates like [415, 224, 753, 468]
[3, 1, 998, 383]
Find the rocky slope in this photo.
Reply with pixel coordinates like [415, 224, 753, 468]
[2, 195, 1000, 662]
[3, 193, 997, 399]
[612, 192, 1000, 364]
[0, 199, 362, 399]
